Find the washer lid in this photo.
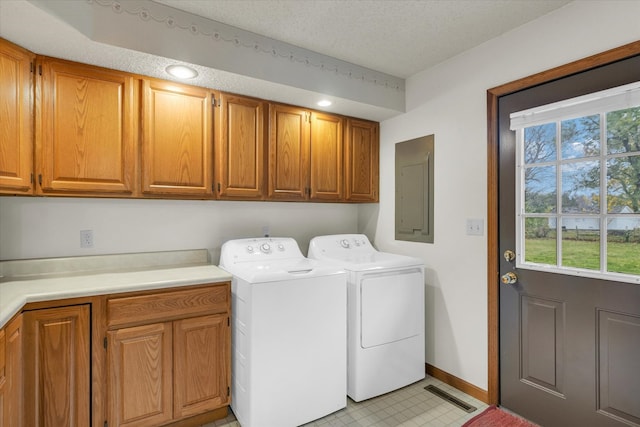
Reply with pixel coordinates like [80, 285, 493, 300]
[219, 237, 345, 282]
[308, 234, 423, 271]
[219, 258, 344, 283]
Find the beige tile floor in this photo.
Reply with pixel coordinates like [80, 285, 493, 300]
[203, 376, 488, 427]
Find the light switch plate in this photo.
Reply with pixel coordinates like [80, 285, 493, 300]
[466, 219, 484, 236]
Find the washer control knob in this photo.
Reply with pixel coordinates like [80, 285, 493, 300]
[278, 244, 285, 251]
[340, 239, 350, 248]
[246, 246, 254, 253]
[260, 243, 271, 253]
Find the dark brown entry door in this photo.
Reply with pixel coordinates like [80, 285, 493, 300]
[498, 56, 640, 426]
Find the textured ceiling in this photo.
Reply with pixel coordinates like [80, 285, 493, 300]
[0, 0, 572, 120]
[152, 0, 572, 78]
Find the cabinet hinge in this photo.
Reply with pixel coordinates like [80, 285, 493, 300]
[104, 337, 107, 349]
[30, 173, 34, 184]
[38, 174, 42, 186]
[38, 64, 42, 76]
[30, 62, 34, 73]
[227, 386, 230, 396]
[227, 317, 230, 327]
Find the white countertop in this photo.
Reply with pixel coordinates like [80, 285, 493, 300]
[0, 251, 232, 328]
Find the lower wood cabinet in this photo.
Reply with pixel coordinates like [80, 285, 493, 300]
[0, 282, 230, 427]
[108, 322, 173, 427]
[23, 305, 91, 427]
[1, 315, 23, 427]
[106, 283, 231, 427]
[0, 328, 4, 427]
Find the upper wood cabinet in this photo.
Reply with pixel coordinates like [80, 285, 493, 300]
[268, 104, 345, 201]
[310, 112, 344, 201]
[23, 305, 90, 427]
[268, 104, 310, 200]
[36, 57, 137, 196]
[1, 39, 379, 203]
[214, 92, 267, 200]
[345, 119, 379, 202]
[141, 79, 213, 197]
[0, 38, 34, 195]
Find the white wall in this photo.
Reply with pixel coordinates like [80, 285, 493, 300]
[0, 197, 359, 262]
[374, 0, 640, 390]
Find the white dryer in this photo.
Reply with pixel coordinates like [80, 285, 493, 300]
[219, 237, 347, 427]
[308, 234, 425, 402]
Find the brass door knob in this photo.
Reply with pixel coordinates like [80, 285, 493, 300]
[503, 250, 516, 262]
[501, 271, 518, 285]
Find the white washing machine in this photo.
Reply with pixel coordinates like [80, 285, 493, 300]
[219, 237, 347, 427]
[308, 234, 425, 402]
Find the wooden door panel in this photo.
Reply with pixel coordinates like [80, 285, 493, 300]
[345, 119, 378, 202]
[310, 112, 343, 200]
[37, 58, 136, 195]
[23, 305, 90, 427]
[215, 93, 265, 199]
[0, 38, 34, 195]
[173, 314, 230, 419]
[142, 79, 212, 196]
[268, 104, 310, 200]
[108, 323, 173, 427]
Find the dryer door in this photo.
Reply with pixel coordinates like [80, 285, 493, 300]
[360, 268, 424, 348]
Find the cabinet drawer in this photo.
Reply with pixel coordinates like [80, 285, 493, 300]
[108, 283, 230, 328]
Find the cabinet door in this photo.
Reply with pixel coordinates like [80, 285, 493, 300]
[2, 315, 22, 427]
[310, 112, 344, 201]
[215, 93, 266, 199]
[0, 327, 4, 427]
[345, 119, 379, 202]
[108, 323, 173, 427]
[36, 57, 136, 195]
[0, 38, 34, 195]
[142, 79, 212, 196]
[173, 314, 230, 419]
[268, 104, 310, 200]
[23, 305, 90, 427]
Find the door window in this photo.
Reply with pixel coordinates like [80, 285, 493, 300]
[511, 82, 640, 283]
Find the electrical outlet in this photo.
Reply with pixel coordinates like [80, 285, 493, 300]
[80, 230, 94, 248]
[466, 219, 484, 236]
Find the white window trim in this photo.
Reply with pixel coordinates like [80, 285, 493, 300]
[512, 82, 640, 285]
[510, 81, 640, 130]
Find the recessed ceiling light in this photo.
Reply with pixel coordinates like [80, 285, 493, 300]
[317, 99, 332, 107]
[165, 64, 198, 79]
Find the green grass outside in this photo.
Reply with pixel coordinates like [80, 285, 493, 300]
[525, 238, 640, 275]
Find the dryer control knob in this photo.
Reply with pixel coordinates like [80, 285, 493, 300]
[260, 243, 271, 253]
[340, 239, 350, 248]
[246, 246, 254, 253]
[277, 244, 285, 251]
